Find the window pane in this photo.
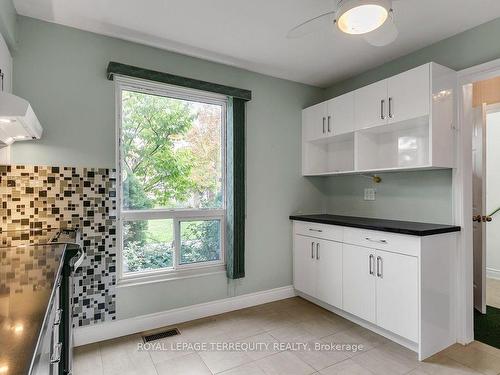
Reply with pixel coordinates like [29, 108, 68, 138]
[122, 219, 174, 273]
[180, 220, 221, 264]
[121, 90, 223, 210]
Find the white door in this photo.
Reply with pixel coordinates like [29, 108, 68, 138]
[293, 235, 316, 297]
[375, 249, 419, 342]
[302, 103, 327, 141]
[387, 64, 430, 124]
[354, 80, 388, 130]
[316, 239, 343, 308]
[472, 104, 487, 313]
[327, 92, 354, 136]
[342, 244, 376, 323]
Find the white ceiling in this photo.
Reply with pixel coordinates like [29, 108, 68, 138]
[13, 0, 500, 87]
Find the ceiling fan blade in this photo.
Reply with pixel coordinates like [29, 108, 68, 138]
[363, 11, 399, 47]
[287, 11, 336, 39]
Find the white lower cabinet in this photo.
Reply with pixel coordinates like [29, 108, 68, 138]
[375, 249, 418, 342]
[293, 234, 316, 297]
[316, 239, 343, 308]
[342, 244, 376, 323]
[293, 221, 457, 361]
[293, 235, 342, 309]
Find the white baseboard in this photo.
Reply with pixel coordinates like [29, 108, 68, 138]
[487, 267, 500, 280]
[74, 285, 295, 347]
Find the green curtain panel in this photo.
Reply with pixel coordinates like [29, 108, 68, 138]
[107, 62, 250, 279]
[226, 98, 246, 279]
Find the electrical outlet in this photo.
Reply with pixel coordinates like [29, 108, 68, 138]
[364, 188, 376, 201]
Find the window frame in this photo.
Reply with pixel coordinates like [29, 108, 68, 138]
[114, 76, 227, 284]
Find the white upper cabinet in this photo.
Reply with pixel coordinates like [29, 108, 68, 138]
[327, 92, 354, 136]
[354, 80, 388, 130]
[387, 64, 430, 124]
[0, 33, 12, 93]
[302, 102, 327, 141]
[301, 62, 456, 176]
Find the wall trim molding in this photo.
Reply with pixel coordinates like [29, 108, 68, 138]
[74, 285, 295, 346]
[487, 267, 500, 280]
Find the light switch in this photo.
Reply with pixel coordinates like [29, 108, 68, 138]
[364, 188, 376, 201]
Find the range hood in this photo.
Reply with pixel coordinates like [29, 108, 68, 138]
[0, 92, 43, 146]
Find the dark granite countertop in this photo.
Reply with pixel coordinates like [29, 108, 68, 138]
[289, 214, 461, 236]
[0, 229, 78, 375]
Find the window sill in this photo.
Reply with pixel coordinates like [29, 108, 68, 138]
[116, 264, 226, 288]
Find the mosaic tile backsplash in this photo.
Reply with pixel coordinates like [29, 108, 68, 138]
[0, 165, 117, 326]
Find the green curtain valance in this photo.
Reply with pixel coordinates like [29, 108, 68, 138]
[107, 62, 251, 101]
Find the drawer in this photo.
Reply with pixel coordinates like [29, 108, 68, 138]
[343, 227, 420, 256]
[294, 221, 343, 242]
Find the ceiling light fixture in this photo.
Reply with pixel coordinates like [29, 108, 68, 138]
[336, 0, 391, 35]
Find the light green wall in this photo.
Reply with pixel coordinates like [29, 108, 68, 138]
[0, 0, 16, 50]
[12, 16, 325, 319]
[319, 170, 453, 224]
[320, 17, 500, 225]
[325, 17, 500, 98]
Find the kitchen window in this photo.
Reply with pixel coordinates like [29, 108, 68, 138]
[115, 77, 227, 282]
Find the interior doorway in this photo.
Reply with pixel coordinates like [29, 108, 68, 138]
[470, 76, 500, 348]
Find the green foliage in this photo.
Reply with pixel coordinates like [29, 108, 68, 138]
[180, 220, 221, 264]
[122, 91, 196, 208]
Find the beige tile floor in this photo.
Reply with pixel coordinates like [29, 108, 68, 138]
[487, 278, 500, 309]
[74, 297, 500, 375]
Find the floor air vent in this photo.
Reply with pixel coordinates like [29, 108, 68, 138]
[142, 328, 180, 343]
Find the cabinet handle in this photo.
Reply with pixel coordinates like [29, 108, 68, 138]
[316, 242, 320, 260]
[369, 254, 374, 275]
[309, 228, 323, 233]
[327, 115, 331, 133]
[381, 99, 386, 120]
[376, 256, 383, 278]
[311, 242, 315, 259]
[54, 308, 62, 326]
[388, 97, 393, 118]
[365, 237, 387, 244]
[50, 342, 62, 364]
[322, 117, 326, 134]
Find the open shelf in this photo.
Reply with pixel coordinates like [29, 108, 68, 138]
[302, 132, 355, 175]
[356, 118, 429, 171]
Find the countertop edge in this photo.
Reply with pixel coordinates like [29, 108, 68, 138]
[289, 215, 461, 237]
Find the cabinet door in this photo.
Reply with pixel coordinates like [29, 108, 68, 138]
[375, 249, 418, 342]
[0, 33, 12, 93]
[354, 80, 388, 130]
[387, 64, 430, 124]
[302, 102, 327, 141]
[293, 235, 316, 296]
[342, 244, 376, 323]
[316, 239, 343, 308]
[327, 92, 354, 136]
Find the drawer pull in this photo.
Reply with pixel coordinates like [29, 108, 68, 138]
[309, 228, 323, 233]
[50, 342, 62, 364]
[377, 256, 383, 278]
[365, 237, 387, 244]
[54, 308, 62, 326]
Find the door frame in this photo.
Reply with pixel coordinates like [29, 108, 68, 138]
[456, 57, 500, 344]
